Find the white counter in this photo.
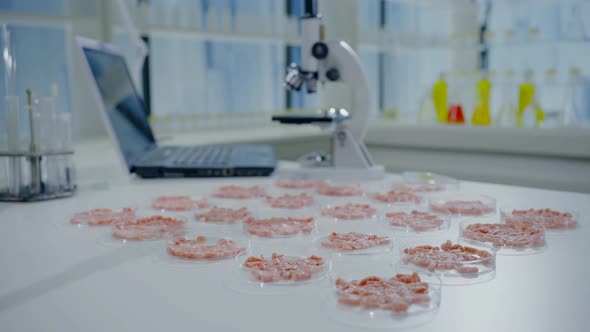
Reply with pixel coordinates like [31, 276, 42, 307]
[0, 139, 588, 332]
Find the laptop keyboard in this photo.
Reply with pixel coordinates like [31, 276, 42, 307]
[142, 146, 233, 166]
[171, 146, 233, 166]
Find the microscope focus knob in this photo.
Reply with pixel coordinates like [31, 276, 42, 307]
[311, 42, 329, 59]
[326, 68, 340, 81]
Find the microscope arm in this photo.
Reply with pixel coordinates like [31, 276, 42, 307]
[318, 40, 372, 142]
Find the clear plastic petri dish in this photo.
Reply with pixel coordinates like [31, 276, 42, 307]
[209, 184, 268, 200]
[262, 191, 317, 210]
[365, 187, 426, 207]
[243, 208, 317, 238]
[380, 206, 451, 235]
[459, 218, 547, 256]
[194, 204, 251, 225]
[153, 235, 250, 266]
[323, 265, 441, 329]
[397, 237, 496, 286]
[225, 250, 331, 295]
[60, 206, 138, 229]
[499, 205, 579, 232]
[151, 195, 209, 212]
[315, 180, 364, 197]
[319, 200, 379, 222]
[273, 175, 319, 191]
[313, 232, 393, 256]
[429, 193, 496, 217]
[98, 213, 188, 247]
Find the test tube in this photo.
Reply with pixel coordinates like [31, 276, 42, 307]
[5, 96, 21, 196]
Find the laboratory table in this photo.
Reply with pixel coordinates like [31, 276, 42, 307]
[0, 165, 589, 332]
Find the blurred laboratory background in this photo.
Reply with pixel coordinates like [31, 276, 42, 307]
[0, 0, 589, 192]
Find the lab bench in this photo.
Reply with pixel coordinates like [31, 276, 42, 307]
[0, 134, 588, 332]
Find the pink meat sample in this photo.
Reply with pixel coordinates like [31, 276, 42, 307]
[152, 195, 208, 211]
[212, 185, 267, 199]
[402, 240, 493, 274]
[503, 208, 577, 230]
[70, 208, 135, 226]
[167, 236, 246, 260]
[463, 221, 545, 248]
[335, 273, 431, 313]
[368, 190, 422, 204]
[195, 206, 249, 223]
[244, 217, 314, 237]
[265, 193, 314, 209]
[321, 203, 376, 220]
[316, 182, 362, 197]
[112, 215, 186, 240]
[276, 179, 317, 189]
[320, 232, 390, 252]
[385, 210, 445, 231]
[243, 253, 325, 282]
[430, 200, 494, 215]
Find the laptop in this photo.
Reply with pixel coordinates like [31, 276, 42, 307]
[75, 36, 276, 178]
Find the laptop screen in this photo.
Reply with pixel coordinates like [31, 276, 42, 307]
[81, 46, 156, 168]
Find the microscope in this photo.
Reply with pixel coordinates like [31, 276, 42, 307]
[272, 0, 384, 180]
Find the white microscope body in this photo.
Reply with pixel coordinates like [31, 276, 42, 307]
[278, 0, 384, 179]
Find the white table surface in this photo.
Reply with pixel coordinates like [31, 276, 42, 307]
[1, 152, 589, 331]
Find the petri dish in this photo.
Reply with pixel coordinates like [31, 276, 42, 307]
[320, 200, 378, 222]
[151, 195, 209, 212]
[429, 193, 496, 217]
[500, 206, 578, 232]
[225, 250, 331, 295]
[314, 232, 393, 256]
[243, 208, 317, 238]
[324, 265, 441, 329]
[263, 192, 316, 210]
[98, 213, 188, 247]
[61, 206, 137, 229]
[460, 218, 547, 256]
[315, 180, 364, 197]
[194, 204, 251, 224]
[398, 238, 496, 286]
[366, 189, 425, 206]
[273, 175, 319, 190]
[210, 184, 268, 200]
[380, 206, 451, 235]
[153, 235, 250, 266]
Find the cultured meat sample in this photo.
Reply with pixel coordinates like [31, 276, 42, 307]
[385, 210, 445, 231]
[152, 195, 208, 211]
[70, 208, 135, 226]
[463, 221, 545, 248]
[320, 232, 390, 252]
[167, 236, 246, 260]
[321, 203, 376, 220]
[244, 217, 314, 237]
[112, 215, 186, 241]
[503, 208, 577, 230]
[243, 253, 325, 282]
[265, 193, 314, 209]
[430, 200, 494, 215]
[335, 273, 431, 313]
[195, 206, 249, 223]
[212, 185, 267, 199]
[276, 179, 317, 189]
[368, 191, 422, 204]
[316, 182, 363, 197]
[402, 240, 493, 274]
